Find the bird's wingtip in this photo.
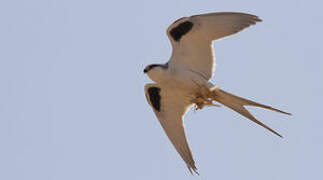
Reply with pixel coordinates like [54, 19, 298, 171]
[187, 165, 200, 176]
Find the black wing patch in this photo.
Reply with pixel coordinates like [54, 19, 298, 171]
[170, 21, 194, 42]
[147, 87, 161, 112]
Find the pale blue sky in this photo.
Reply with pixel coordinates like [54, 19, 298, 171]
[0, 0, 322, 179]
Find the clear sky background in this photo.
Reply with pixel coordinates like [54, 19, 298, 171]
[0, 0, 322, 179]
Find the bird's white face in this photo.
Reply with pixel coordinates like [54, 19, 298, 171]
[144, 64, 167, 83]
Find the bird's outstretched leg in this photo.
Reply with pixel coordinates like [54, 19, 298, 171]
[192, 96, 221, 111]
[204, 99, 221, 108]
[192, 97, 205, 110]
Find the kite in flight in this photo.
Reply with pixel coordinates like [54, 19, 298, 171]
[143, 12, 291, 175]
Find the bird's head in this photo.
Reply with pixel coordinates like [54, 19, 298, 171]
[143, 63, 168, 82]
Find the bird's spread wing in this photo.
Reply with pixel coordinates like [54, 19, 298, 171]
[144, 83, 198, 174]
[167, 12, 262, 80]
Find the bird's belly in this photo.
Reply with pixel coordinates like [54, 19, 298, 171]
[160, 70, 212, 96]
